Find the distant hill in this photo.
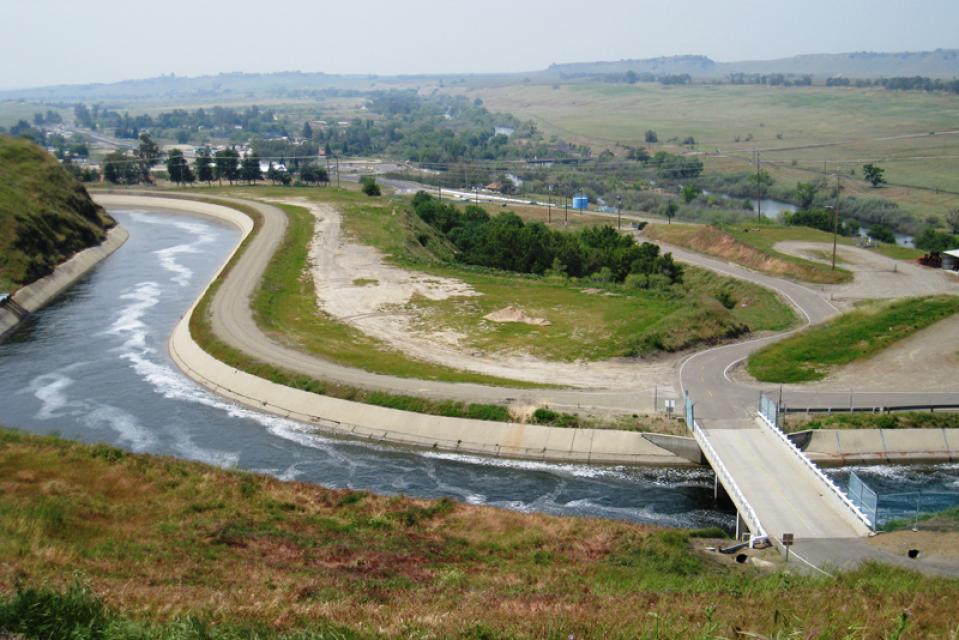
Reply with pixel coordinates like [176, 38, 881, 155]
[547, 49, 959, 79]
[3, 49, 959, 104]
[0, 136, 114, 291]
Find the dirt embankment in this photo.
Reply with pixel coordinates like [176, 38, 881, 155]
[645, 225, 839, 284]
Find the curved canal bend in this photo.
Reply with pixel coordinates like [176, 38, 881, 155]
[0, 207, 955, 528]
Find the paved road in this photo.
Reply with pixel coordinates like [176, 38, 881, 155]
[113, 191, 958, 420]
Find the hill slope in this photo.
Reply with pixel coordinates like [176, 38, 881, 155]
[1, 426, 959, 638]
[548, 49, 959, 79]
[0, 135, 114, 292]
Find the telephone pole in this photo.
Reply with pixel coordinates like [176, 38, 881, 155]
[547, 184, 553, 224]
[831, 174, 841, 271]
[755, 149, 762, 221]
[335, 155, 340, 189]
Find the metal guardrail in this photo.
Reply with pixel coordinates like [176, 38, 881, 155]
[690, 419, 768, 548]
[757, 397, 874, 532]
[784, 404, 959, 414]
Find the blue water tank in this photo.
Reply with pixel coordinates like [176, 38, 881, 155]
[572, 195, 589, 211]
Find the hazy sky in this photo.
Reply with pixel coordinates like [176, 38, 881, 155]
[2, 0, 957, 89]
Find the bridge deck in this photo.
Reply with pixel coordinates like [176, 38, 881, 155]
[702, 419, 869, 542]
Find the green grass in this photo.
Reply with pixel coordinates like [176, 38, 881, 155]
[871, 242, 925, 260]
[4, 426, 959, 638]
[787, 411, 959, 433]
[748, 295, 959, 382]
[0, 135, 114, 291]
[883, 506, 959, 533]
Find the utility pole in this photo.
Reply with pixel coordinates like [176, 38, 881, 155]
[547, 183, 552, 224]
[335, 155, 340, 189]
[831, 174, 841, 271]
[755, 148, 762, 221]
[617, 195, 623, 229]
[564, 190, 569, 225]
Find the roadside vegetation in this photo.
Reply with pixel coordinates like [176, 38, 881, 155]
[786, 412, 959, 433]
[0, 136, 114, 292]
[3, 426, 959, 639]
[748, 296, 959, 383]
[883, 506, 959, 533]
[644, 222, 854, 284]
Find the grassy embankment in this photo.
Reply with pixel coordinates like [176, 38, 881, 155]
[463, 81, 959, 223]
[4, 427, 959, 639]
[786, 412, 959, 433]
[0, 135, 115, 292]
[646, 221, 854, 283]
[883, 506, 959, 533]
[748, 295, 959, 383]
[326, 188, 796, 360]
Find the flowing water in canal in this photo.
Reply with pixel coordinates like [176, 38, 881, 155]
[0, 209, 953, 529]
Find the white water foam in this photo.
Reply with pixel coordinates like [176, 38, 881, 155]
[128, 212, 216, 287]
[81, 403, 157, 451]
[418, 450, 633, 480]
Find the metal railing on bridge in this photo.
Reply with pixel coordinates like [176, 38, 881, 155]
[758, 393, 874, 532]
[685, 392, 767, 548]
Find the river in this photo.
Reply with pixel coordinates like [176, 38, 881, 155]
[0, 209, 953, 529]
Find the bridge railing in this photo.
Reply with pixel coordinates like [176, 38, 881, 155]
[758, 393, 874, 532]
[690, 418, 768, 548]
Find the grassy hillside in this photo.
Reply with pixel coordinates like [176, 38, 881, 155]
[0, 135, 114, 292]
[749, 296, 959, 382]
[3, 426, 959, 639]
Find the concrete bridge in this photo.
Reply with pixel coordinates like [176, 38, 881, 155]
[686, 394, 874, 572]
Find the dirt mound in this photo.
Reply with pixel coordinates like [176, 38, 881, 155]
[484, 305, 551, 326]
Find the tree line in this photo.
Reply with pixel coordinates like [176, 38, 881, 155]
[101, 134, 329, 186]
[411, 192, 683, 286]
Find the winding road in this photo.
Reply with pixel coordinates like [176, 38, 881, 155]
[95, 190, 959, 422]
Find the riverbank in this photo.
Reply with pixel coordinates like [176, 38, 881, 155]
[92, 193, 690, 466]
[0, 226, 128, 341]
[4, 426, 959, 639]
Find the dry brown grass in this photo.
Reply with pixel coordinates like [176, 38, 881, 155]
[2, 428, 959, 638]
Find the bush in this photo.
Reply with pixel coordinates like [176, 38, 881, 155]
[360, 176, 381, 196]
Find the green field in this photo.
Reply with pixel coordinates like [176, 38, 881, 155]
[453, 81, 959, 222]
[748, 296, 959, 382]
[4, 426, 959, 639]
[786, 411, 959, 433]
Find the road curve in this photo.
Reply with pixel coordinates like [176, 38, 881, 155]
[96, 191, 959, 423]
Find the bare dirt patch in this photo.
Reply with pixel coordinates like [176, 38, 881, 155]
[484, 305, 551, 327]
[869, 530, 959, 564]
[273, 198, 679, 390]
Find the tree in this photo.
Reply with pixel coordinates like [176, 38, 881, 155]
[299, 163, 329, 185]
[360, 176, 381, 196]
[136, 133, 162, 183]
[915, 228, 957, 253]
[103, 152, 140, 184]
[644, 130, 658, 144]
[681, 184, 699, 204]
[240, 154, 262, 184]
[795, 181, 820, 210]
[166, 149, 194, 185]
[663, 201, 678, 224]
[946, 209, 959, 234]
[868, 224, 896, 244]
[862, 163, 886, 188]
[195, 149, 215, 185]
[214, 149, 240, 185]
[301, 121, 313, 140]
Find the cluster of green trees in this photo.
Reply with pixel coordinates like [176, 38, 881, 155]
[74, 103, 289, 142]
[101, 134, 329, 187]
[411, 192, 683, 285]
[826, 75, 959, 95]
[782, 209, 860, 236]
[728, 73, 814, 87]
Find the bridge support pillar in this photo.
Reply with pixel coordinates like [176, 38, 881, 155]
[735, 511, 741, 541]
